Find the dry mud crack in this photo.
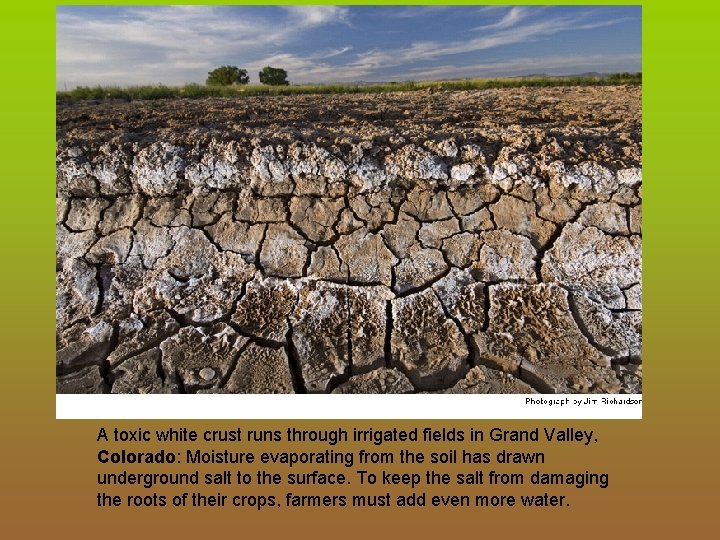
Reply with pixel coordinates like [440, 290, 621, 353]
[56, 86, 642, 394]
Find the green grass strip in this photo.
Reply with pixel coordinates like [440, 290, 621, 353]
[57, 73, 641, 102]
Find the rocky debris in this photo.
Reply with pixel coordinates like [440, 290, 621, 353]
[290, 197, 343, 242]
[613, 363, 642, 394]
[432, 269, 485, 334]
[95, 256, 146, 321]
[419, 218, 461, 249]
[56, 226, 96, 266]
[192, 191, 234, 226]
[185, 140, 241, 190]
[332, 368, 414, 394]
[336, 208, 364, 235]
[66, 198, 108, 231]
[629, 205, 642, 234]
[145, 195, 192, 227]
[290, 282, 349, 392]
[474, 230, 537, 282]
[541, 222, 641, 307]
[307, 246, 345, 281]
[625, 283, 642, 310]
[347, 286, 394, 374]
[490, 195, 556, 248]
[56, 320, 114, 372]
[56, 259, 99, 329]
[577, 202, 630, 235]
[106, 311, 180, 367]
[442, 233, 482, 268]
[236, 190, 286, 223]
[448, 185, 499, 216]
[56, 86, 642, 394]
[56, 197, 68, 224]
[381, 213, 420, 258]
[336, 229, 397, 286]
[86, 229, 133, 265]
[403, 189, 454, 221]
[535, 185, 581, 223]
[350, 191, 399, 231]
[387, 145, 448, 182]
[232, 277, 297, 343]
[220, 343, 294, 394]
[260, 223, 308, 278]
[391, 289, 469, 390]
[57, 365, 107, 394]
[129, 219, 173, 268]
[394, 245, 448, 294]
[460, 207, 495, 232]
[133, 226, 255, 320]
[111, 348, 177, 394]
[160, 324, 247, 392]
[205, 214, 265, 257]
[571, 293, 642, 359]
[131, 142, 185, 196]
[440, 365, 537, 394]
[474, 284, 619, 393]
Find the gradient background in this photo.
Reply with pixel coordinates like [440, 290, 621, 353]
[1, 1, 716, 538]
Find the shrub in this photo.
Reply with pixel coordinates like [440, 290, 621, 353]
[206, 65, 249, 86]
[259, 66, 289, 86]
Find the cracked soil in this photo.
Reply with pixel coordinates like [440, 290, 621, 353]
[56, 85, 642, 394]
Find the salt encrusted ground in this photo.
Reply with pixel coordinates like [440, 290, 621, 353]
[56, 86, 642, 394]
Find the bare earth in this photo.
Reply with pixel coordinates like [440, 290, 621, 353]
[56, 85, 642, 394]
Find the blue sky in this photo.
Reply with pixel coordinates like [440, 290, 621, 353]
[56, 5, 641, 89]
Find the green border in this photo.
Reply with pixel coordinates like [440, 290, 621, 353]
[2, 1, 720, 537]
[3, 1, 716, 408]
[2, 2, 717, 408]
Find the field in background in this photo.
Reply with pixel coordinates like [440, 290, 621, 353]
[57, 73, 641, 101]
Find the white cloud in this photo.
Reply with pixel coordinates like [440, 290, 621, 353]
[321, 46, 353, 59]
[340, 10, 640, 79]
[474, 6, 532, 30]
[248, 51, 372, 84]
[348, 13, 634, 73]
[391, 53, 642, 82]
[387, 6, 453, 19]
[283, 5, 349, 26]
[56, 6, 639, 89]
[57, 6, 352, 87]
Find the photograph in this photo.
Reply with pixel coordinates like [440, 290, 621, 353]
[55, 5, 642, 395]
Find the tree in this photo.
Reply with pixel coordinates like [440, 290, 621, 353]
[206, 66, 249, 86]
[259, 66, 289, 86]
